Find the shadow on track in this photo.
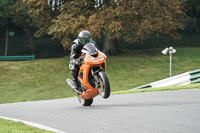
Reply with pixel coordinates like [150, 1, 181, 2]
[69, 101, 200, 110]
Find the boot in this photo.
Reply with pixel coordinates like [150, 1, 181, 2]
[72, 79, 78, 90]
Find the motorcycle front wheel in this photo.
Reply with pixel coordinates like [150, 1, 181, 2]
[77, 93, 93, 106]
[98, 71, 110, 99]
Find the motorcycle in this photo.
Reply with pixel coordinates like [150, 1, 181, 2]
[67, 43, 110, 106]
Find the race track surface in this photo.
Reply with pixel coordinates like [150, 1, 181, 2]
[0, 89, 200, 133]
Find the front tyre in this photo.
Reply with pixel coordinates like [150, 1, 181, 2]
[98, 71, 110, 99]
[77, 93, 93, 106]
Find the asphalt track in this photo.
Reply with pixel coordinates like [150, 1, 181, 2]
[0, 89, 200, 133]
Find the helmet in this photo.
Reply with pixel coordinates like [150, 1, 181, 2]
[78, 30, 92, 45]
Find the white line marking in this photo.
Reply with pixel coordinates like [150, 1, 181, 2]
[0, 116, 67, 133]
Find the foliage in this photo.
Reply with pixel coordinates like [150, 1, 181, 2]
[20, 0, 58, 37]
[184, 0, 200, 33]
[0, 36, 65, 56]
[0, 0, 18, 29]
[19, 0, 185, 53]
[0, 0, 10, 19]
[1, 31, 200, 57]
[184, 0, 200, 15]
[9, 1, 34, 29]
[120, 32, 200, 49]
[0, 0, 18, 55]
[117, 0, 185, 42]
[47, 0, 98, 49]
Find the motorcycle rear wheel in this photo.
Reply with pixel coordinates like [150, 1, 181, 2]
[77, 93, 93, 106]
[98, 71, 110, 99]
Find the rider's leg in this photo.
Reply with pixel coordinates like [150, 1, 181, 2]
[71, 64, 79, 90]
[71, 70, 78, 88]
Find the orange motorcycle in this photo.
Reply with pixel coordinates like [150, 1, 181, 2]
[67, 43, 110, 106]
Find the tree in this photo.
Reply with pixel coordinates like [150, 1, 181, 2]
[10, 1, 39, 54]
[1, 0, 39, 55]
[21, 0, 185, 56]
[20, 0, 60, 38]
[93, 0, 185, 55]
[18, 0, 67, 53]
[184, 0, 200, 33]
[49, 0, 185, 55]
[47, 0, 98, 49]
[0, 0, 17, 56]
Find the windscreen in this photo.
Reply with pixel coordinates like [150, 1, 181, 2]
[81, 43, 98, 55]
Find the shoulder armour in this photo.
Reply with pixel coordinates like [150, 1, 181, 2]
[73, 39, 79, 45]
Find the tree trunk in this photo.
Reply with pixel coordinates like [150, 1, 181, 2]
[103, 32, 118, 56]
[29, 34, 34, 55]
[27, 29, 35, 54]
[194, 8, 200, 34]
[5, 19, 8, 56]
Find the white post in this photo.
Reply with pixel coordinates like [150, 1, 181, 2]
[170, 52, 172, 77]
[162, 47, 176, 77]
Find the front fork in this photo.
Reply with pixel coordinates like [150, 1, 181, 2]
[91, 68, 102, 89]
[93, 74, 100, 88]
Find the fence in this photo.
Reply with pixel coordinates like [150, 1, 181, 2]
[0, 55, 35, 61]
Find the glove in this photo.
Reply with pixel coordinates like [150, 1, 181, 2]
[75, 59, 81, 65]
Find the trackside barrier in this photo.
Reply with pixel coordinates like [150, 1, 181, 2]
[0, 55, 35, 61]
[130, 69, 200, 90]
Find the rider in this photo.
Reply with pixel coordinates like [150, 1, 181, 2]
[70, 30, 98, 92]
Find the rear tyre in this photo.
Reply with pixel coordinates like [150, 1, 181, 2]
[98, 71, 110, 99]
[77, 93, 93, 106]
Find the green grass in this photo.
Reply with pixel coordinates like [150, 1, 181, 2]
[107, 47, 200, 91]
[0, 118, 54, 133]
[0, 57, 73, 103]
[112, 83, 200, 95]
[0, 47, 200, 104]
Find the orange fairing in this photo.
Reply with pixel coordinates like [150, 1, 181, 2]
[82, 88, 99, 100]
[78, 51, 107, 100]
[83, 51, 107, 66]
[78, 64, 99, 99]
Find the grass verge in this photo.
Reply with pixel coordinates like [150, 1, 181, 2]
[0, 47, 200, 104]
[112, 83, 200, 95]
[0, 118, 54, 133]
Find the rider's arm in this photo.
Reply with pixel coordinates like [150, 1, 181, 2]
[70, 43, 79, 65]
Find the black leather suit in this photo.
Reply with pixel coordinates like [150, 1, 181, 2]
[70, 39, 97, 81]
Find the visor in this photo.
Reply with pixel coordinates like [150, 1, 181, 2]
[80, 38, 92, 45]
